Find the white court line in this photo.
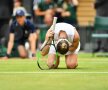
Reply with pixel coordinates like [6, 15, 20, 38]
[0, 72, 108, 74]
[74, 61, 108, 63]
[0, 61, 108, 64]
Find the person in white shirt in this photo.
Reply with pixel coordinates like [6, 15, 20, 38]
[41, 22, 80, 69]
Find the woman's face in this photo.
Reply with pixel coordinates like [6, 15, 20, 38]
[59, 31, 68, 39]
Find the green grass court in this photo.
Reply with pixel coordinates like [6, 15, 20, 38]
[0, 53, 108, 90]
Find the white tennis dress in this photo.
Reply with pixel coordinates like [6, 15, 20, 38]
[49, 23, 80, 55]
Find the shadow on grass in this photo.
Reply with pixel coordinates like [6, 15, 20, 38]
[56, 67, 88, 70]
[54, 66, 91, 71]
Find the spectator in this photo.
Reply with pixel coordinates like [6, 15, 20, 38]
[33, 0, 42, 7]
[33, 0, 41, 25]
[12, 0, 31, 19]
[56, 0, 78, 26]
[14, 0, 22, 8]
[39, 14, 53, 43]
[44, 14, 53, 27]
[22, 0, 33, 16]
[33, 0, 55, 24]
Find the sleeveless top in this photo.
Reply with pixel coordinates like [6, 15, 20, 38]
[54, 23, 75, 43]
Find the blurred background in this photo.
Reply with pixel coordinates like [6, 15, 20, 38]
[1, 0, 108, 57]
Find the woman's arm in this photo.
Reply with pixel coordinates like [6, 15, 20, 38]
[69, 29, 80, 52]
[41, 29, 54, 56]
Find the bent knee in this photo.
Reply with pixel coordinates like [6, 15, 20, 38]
[67, 63, 78, 69]
[20, 54, 27, 59]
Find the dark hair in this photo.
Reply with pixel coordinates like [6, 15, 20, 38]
[56, 40, 69, 55]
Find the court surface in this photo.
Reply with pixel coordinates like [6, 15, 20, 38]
[0, 53, 108, 90]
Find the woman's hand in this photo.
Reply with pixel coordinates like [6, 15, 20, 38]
[45, 29, 54, 40]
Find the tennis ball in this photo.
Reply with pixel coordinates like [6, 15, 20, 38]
[25, 42, 29, 50]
